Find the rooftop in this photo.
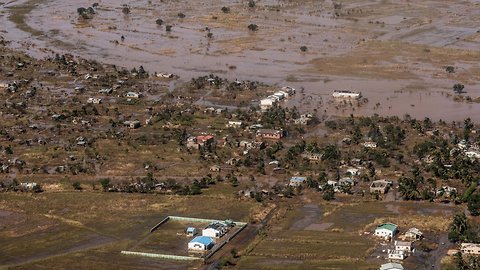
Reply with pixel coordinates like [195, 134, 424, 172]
[377, 223, 398, 232]
[190, 236, 214, 246]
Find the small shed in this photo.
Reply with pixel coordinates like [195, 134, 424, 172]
[186, 227, 197, 236]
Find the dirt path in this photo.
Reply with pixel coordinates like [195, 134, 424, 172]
[3, 235, 115, 268]
[289, 204, 322, 230]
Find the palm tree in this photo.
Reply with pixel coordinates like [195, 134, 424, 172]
[448, 213, 469, 242]
[398, 177, 420, 200]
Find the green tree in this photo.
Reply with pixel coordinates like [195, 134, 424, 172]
[447, 213, 477, 243]
[453, 83, 465, 94]
[468, 193, 480, 216]
[398, 177, 420, 200]
[322, 184, 335, 201]
[72, 181, 82, 190]
[100, 178, 111, 191]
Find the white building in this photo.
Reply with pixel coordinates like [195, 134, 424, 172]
[125, 92, 142, 98]
[395, 241, 413, 252]
[188, 236, 215, 251]
[347, 168, 360, 176]
[202, 222, 229, 238]
[375, 223, 398, 239]
[461, 243, 480, 255]
[226, 121, 243, 128]
[388, 249, 406, 260]
[87, 97, 102, 104]
[363, 141, 378, 148]
[260, 97, 277, 110]
[332, 90, 362, 99]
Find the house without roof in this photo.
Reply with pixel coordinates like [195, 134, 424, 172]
[289, 176, 307, 187]
[405, 227, 423, 241]
[256, 129, 284, 140]
[370, 179, 392, 194]
[461, 243, 480, 255]
[395, 241, 413, 252]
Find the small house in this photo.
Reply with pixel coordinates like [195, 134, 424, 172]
[19, 182, 38, 190]
[375, 223, 398, 239]
[260, 97, 277, 110]
[347, 168, 360, 176]
[405, 228, 423, 241]
[196, 135, 214, 147]
[461, 243, 480, 255]
[87, 97, 102, 104]
[436, 186, 457, 197]
[388, 249, 406, 260]
[188, 236, 214, 251]
[362, 141, 377, 148]
[281, 86, 296, 95]
[125, 92, 142, 98]
[124, 120, 141, 129]
[395, 241, 413, 252]
[225, 158, 240, 166]
[289, 176, 307, 187]
[380, 263, 404, 270]
[302, 152, 322, 162]
[256, 129, 284, 140]
[186, 227, 197, 236]
[226, 121, 243, 128]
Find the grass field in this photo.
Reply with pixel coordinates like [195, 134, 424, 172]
[236, 198, 459, 270]
[0, 191, 259, 269]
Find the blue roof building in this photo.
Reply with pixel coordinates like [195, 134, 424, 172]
[188, 236, 215, 251]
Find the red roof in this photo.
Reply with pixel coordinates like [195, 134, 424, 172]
[196, 135, 214, 142]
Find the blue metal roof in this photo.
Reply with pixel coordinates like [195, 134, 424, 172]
[190, 236, 214, 245]
[186, 227, 196, 232]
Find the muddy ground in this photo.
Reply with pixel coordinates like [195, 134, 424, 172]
[1, 0, 479, 121]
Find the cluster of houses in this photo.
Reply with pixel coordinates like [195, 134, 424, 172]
[186, 135, 215, 150]
[259, 86, 296, 111]
[456, 140, 480, 160]
[187, 220, 234, 251]
[374, 223, 424, 265]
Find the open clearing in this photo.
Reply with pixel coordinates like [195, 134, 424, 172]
[0, 191, 258, 269]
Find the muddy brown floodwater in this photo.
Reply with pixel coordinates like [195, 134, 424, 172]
[1, 0, 479, 121]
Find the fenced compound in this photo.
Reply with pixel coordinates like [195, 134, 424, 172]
[122, 215, 249, 261]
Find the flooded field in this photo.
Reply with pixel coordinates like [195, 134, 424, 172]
[1, 0, 479, 121]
